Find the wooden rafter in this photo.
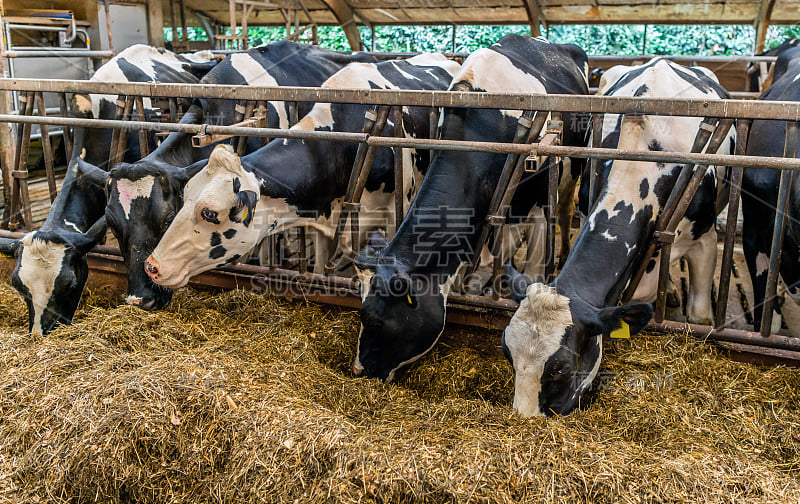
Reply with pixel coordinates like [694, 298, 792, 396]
[521, 0, 544, 36]
[753, 0, 777, 53]
[318, 0, 363, 50]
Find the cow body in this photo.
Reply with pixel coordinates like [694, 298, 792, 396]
[505, 57, 734, 417]
[352, 34, 591, 382]
[747, 38, 800, 92]
[95, 41, 375, 311]
[70, 44, 216, 168]
[742, 47, 800, 333]
[144, 54, 461, 287]
[0, 162, 108, 334]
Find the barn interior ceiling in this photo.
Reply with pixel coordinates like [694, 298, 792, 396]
[178, 0, 795, 27]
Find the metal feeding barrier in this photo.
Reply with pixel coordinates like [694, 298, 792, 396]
[1, 78, 800, 363]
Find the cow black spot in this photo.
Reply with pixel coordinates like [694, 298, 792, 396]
[648, 140, 663, 151]
[646, 258, 656, 273]
[639, 179, 649, 199]
[229, 207, 242, 224]
[223, 228, 237, 239]
[209, 246, 226, 259]
[232, 177, 241, 194]
[226, 254, 241, 264]
[634, 84, 649, 97]
[210, 232, 221, 247]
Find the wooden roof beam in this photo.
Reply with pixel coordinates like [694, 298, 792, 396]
[319, 0, 363, 50]
[753, 0, 777, 53]
[521, 0, 544, 36]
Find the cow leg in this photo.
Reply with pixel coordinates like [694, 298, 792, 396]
[742, 205, 774, 332]
[683, 227, 717, 325]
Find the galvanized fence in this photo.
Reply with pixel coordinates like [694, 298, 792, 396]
[0, 77, 799, 360]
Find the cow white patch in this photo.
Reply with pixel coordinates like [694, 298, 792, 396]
[572, 335, 602, 401]
[124, 294, 142, 305]
[504, 283, 572, 417]
[600, 229, 618, 242]
[17, 234, 66, 335]
[115, 176, 155, 219]
[63, 220, 82, 233]
[229, 53, 289, 128]
[756, 252, 770, 276]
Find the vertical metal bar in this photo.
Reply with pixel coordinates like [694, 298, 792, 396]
[288, 101, 299, 127]
[298, 227, 308, 273]
[545, 146, 559, 282]
[451, 25, 456, 53]
[392, 106, 404, 231]
[760, 120, 799, 336]
[134, 96, 149, 157]
[34, 92, 56, 202]
[428, 108, 438, 165]
[179, 0, 188, 51]
[236, 100, 255, 156]
[10, 92, 34, 230]
[107, 96, 126, 169]
[715, 119, 750, 328]
[655, 241, 672, 323]
[588, 113, 603, 212]
[112, 96, 134, 167]
[168, 97, 178, 122]
[57, 92, 73, 162]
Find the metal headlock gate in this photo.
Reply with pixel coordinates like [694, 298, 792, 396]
[1, 78, 800, 363]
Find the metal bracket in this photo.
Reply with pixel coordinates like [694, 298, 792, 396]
[364, 109, 378, 122]
[654, 230, 676, 244]
[487, 215, 505, 226]
[342, 202, 361, 212]
[699, 122, 716, 133]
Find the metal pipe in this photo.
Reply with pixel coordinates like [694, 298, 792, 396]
[715, 119, 750, 328]
[760, 121, 799, 335]
[2, 113, 800, 173]
[6, 79, 800, 121]
[1, 50, 114, 58]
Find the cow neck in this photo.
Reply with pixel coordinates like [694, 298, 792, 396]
[381, 107, 514, 276]
[148, 108, 208, 168]
[39, 166, 105, 234]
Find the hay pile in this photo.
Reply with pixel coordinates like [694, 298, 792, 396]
[0, 282, 798, 503]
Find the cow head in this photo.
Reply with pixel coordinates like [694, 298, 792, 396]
[353, 233, 449, 382]
[1, 217, 107, 335]
[503, 266, 653, 416]
[145, 146, 261, 288]
[102, 157, 200, 310]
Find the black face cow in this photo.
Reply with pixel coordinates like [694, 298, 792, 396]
[352, 34, 591, 382]
[0, 160, 108, 334]
[70, 44, 216, 169]
[505, 57, 735, 417]
[89, 41, 375, 311]
[741, 45, 800, 334]
[143, 54, 461, 287]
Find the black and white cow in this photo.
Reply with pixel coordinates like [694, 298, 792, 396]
[351, 34, 591, 382]
[0, 162, 108, 334]
[70, 44, 216, 168]
[747, 38, 800, 93]
[87, 41, 374, 310]
[504, 57, 735, 417]
[742, 46, 800, 333]
[142, 54, 460, 287]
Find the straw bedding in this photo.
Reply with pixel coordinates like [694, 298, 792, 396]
[0, 282, 797, 503]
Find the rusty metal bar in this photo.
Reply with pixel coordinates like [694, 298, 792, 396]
[7, 79, 800, 121]
[760, 121, 800, 336]
[715, 119, 751, 329]
[134, 96, 149, 158]
[235, 100, 256, 156]
[1, 50, 115, 58]
[545, 113, 562, 282]
[57, 92, 72, 162]
[2, 112, 800, 172]
[588, 113, 603, 212]
[107, 96, 126, 169]
[34, 92, 56, 202]
[654, 231, 675, 323]
[393, 106, 404, 231]
[9, 92, 34, 230]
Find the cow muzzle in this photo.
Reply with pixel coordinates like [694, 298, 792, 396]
[144, 256, 160, 281]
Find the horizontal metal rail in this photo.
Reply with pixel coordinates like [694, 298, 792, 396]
[1, 50, 114, 58]
[2, 78, 800, 120]
[2, 113, 800, 172]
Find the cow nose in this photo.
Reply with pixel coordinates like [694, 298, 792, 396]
[139, 298, 157, 311]
[144, 256, 160, 280]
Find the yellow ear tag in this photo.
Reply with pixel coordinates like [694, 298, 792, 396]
[610, 320, 630, 339]
[406, 294, 413, 305]
[241, 207, 249, 222]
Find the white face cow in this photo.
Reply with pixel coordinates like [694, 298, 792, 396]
[144, 146, 262, 289]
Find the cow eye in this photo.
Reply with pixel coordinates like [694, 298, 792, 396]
[200, 208, 218, 222]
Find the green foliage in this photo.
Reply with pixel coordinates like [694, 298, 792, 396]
[164, 22, 800, 56]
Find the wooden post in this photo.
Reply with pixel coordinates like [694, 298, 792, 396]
[753, 0, 777, 53]
[0, 5, 17, 227]
[147, 0, 165, 48]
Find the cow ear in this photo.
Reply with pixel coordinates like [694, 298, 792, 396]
[207, 145, 237, 175]
[597, 302, 654, 337]
[0, 237, 20, 258]
[70, 217, 107, 254]
[75, 158, 108, 188]
[234, 190, 258, 227]
[506, 263, 532, 303]
[178, 159, 208, 184]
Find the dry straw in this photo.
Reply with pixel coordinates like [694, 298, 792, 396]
[0, 283, 797, 503]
